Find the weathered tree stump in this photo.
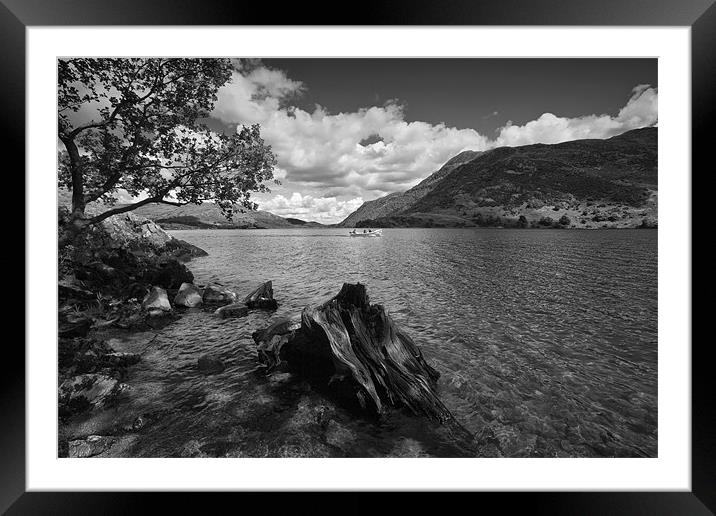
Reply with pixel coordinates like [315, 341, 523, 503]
[252, 283, 456, 424]
[244, 280, 278, 310]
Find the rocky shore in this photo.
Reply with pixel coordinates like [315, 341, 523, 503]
[57, 208, 470, 458]
[57, 207, 283, 457]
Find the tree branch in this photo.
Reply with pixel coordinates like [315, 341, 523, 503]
[86, 195, 164, 225]
[84, 170, 123, 205]
[157, 199, 191, 207]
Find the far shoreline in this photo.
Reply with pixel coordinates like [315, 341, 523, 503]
[165, 225, 658, 231]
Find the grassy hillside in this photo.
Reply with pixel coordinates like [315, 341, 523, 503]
[127, 203, 312, 229]
[345, 128, 658, 229]
[340, 150, 483, 227]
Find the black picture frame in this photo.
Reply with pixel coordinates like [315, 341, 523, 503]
[5, 0, 709, 513]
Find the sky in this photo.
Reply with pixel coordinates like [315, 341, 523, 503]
[205, 58, 657, 224]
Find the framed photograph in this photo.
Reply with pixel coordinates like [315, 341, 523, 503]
[9, 0, 709, 513]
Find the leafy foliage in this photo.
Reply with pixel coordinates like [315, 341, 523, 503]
[58, 58, 277, 226]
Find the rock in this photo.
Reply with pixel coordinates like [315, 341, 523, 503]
[58, 336, 136, 376]
[197, 355, 226, 374]
[159, 239, 209, 262]
[202, 285, 237, 305]
[214, 303, 249, 319]
[103, 352, 141, 368]
[68, 435, 116, 458]
[58, 337, 99, 372]
[174, 282, 203, 307]
[132, 415, 146, 430]
[142, 286, 171, 311]
[58, 313, 93, 339]
[58, 279, 96, 302]
[145, 309, 178, 330]
[99, 212, 173, 250]
[141, 256, 194, 290]
[58, 374, 128, 416]
[243, 281, 279, 310]
[88, 261, 118, 279]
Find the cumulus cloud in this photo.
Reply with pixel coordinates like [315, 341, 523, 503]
[211, 62, 657, 223]
[495, 85, 657, 146]
[212, 68, 491, 201]
[260, 192, 364, 223]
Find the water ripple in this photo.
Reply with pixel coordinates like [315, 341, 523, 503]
[73, 228, 657, 457]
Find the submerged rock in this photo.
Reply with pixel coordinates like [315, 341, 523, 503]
[58, 336, 141, 381]
[197, 355, 226, 374]
[214, 303, 249, 319]
[174, 282, 203, 307]
[103, 352, 141, 368]
[58, 374, 128, 416]
[202, 285, 237, 305]
[68, 435, 116, 458]
[324, 419, 358, 451]
[244, 281, 279, 310]
[142, 286, 171, 312]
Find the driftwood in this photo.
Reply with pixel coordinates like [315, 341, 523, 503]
[252, 283, 456, 424]
[244, 281, 278, 310]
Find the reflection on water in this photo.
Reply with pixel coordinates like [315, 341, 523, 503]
[64, 228, 657, 457]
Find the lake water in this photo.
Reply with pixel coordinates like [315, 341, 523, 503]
[69, 228, 657, 457]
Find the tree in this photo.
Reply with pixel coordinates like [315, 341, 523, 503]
[58, 58, 277, 244]
[558, 215, 571, 226]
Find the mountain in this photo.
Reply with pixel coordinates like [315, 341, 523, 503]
[340, 150, 483, 227]
[340, 127, 657, 229]
[58, 189, 325, 229]
[125, 203, 326, 230]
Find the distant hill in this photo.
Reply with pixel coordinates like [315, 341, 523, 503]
[57, 190, 325, 230]
[340, 128, 657, 229]
[126, 203, 325, 230]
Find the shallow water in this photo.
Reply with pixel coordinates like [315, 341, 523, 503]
[65, 228, 657, 457]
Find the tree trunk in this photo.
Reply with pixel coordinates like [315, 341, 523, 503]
[252, 282, 457, 425]
[57, 135, 89, 248]
[60, 137, 86, 218]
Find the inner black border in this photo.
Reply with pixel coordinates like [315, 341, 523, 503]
[6, 0, 710, 513]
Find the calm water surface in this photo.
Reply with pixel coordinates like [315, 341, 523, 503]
[68, 228, 657, 457]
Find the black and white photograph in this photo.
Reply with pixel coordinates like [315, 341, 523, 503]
[56, 57, 659, 459]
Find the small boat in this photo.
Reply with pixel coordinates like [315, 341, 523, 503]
[349, 229, 383, 237]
